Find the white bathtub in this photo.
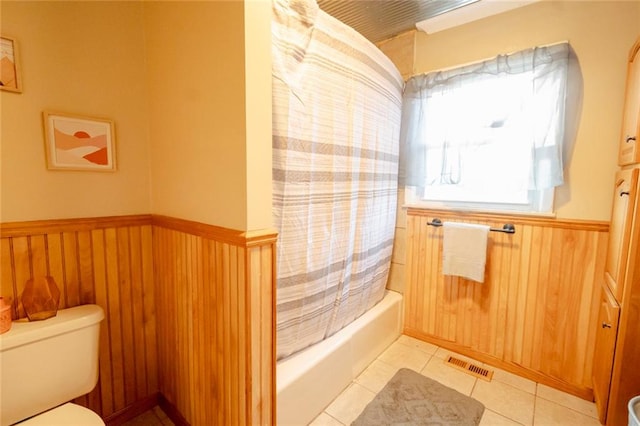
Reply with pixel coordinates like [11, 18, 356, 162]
[276, 290, 403, 426]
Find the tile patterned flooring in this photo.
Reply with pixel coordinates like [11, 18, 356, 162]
[121, 406, 175, 426]
[310, 335, 602, 426]
[125, 334, 602, 425]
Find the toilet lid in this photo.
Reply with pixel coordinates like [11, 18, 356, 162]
[18, 403, 105, 425]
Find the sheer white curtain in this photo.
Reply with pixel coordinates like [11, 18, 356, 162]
[399, 42, 575, 201]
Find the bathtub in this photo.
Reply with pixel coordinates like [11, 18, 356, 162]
[276, 290, 403, 426]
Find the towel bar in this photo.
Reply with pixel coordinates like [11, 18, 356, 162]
[426, 218, 516, 234]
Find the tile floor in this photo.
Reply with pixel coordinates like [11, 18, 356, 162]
[310, 335, 602, 426]
[121, 406, 175, 426]
[123, 335, 602, 426]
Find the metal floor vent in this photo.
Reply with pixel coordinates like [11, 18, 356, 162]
[445, 356, 494, 381]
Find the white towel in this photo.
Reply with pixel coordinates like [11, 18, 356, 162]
[442, 222, 490, 283]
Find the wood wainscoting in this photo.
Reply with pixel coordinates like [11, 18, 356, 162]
[0, 215, 277, 426]
[0, 215, 158, 420]
[404, 209, 609, 400]
[152, 216, 276, 426]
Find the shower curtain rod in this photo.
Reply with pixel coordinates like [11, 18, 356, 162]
[427, 217, 516, 234]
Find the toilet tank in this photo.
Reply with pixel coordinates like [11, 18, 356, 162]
[0, 304, 104, 426]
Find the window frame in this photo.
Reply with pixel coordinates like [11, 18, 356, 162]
[399, 42, 572, 216]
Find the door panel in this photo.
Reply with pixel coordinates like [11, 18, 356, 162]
[592, 283, 620, 424]
[604, 168, 639, 301]
[619, 41, 640, 165]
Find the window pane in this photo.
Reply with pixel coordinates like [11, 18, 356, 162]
[422, 72, 538, 206]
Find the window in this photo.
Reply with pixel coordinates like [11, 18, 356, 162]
[399, 43, 574, 214]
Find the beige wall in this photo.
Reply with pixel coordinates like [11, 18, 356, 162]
[0, 1, 151, 222]
[144, 1, 247, 230]
[384, 1, 640, 221]
[244, 0, 273, 231]
[144, 1, 272, 231]
[1, 1, 273, 231]
[7, 1, 623, 226]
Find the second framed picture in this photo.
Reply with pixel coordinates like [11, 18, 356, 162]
[43, 111, 116, 171]
[1, 36, 22, 93]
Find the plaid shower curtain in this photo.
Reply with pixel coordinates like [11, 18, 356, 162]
[272, 0, 403, 360]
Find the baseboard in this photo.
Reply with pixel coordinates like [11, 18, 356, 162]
[104, 393, 159, 426]
[404, 328, 595, 401]
[158, 393, 190, 426]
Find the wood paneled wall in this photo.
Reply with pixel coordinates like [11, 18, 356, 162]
[404, 209, 609, 399]
[1, 214, 277, 425]
[0, 216, 159, 420]
[152, 216, 276, 426]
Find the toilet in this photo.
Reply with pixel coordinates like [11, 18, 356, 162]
[0, 304, 105, 425]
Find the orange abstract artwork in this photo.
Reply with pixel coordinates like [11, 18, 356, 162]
[43, 112, 116, 171]
[0, 36, 21, 92]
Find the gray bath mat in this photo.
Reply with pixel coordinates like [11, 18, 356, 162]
[352, 368, 485, 425]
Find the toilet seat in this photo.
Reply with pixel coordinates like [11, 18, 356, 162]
[18, 403, 104, 425]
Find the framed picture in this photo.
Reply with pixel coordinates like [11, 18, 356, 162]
[43, 111, 116, 171]
[1, 36, 22, 93]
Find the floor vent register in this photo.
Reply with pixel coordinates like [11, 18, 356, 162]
[445, 356, 494, 381]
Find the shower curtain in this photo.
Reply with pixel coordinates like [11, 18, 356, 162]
[272, 0, 404, 360]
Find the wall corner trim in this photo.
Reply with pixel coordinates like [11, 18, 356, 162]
[0, 214, 153, 238]
[150, 214, 277, 247]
